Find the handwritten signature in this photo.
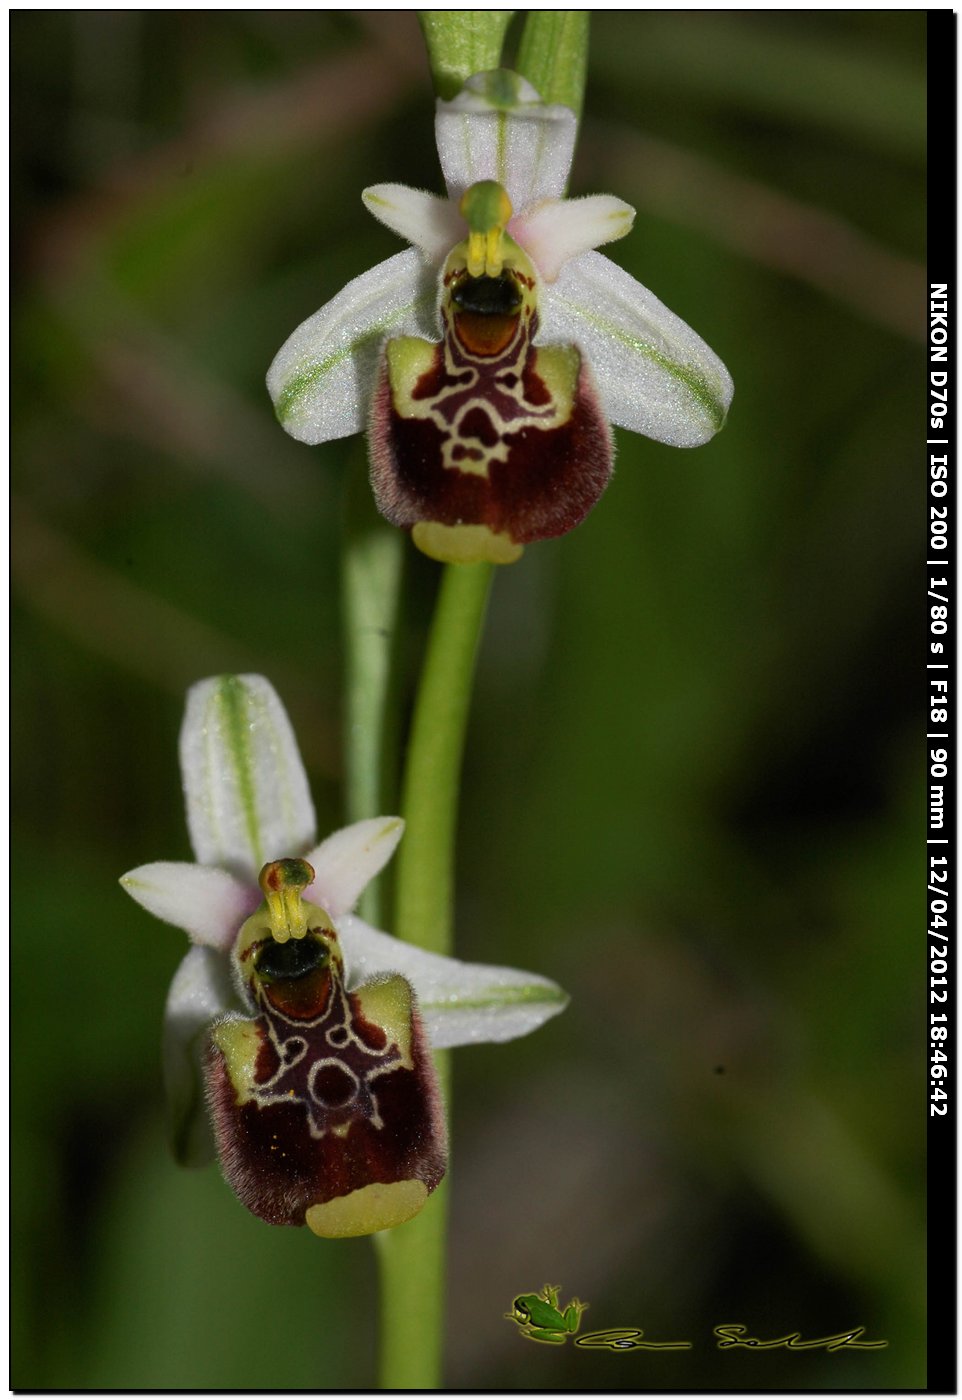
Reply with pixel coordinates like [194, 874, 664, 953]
[574, 1324, 887, 1353]
[713, 1325, 887, 1353]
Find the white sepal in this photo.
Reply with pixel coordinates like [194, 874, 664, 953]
[362, 184, 464, 262]
[513, 195, 635, 283]
[539, 250, 734, 446]
[120, 861, 256, 950]
[180, 675, 316, 883]
[435, 70, 577, 212]
[338, 914, 568, 1049]
[266, 249, 439, 446]
[303, 816, 405, 919]
[163, 947, 237, 1166]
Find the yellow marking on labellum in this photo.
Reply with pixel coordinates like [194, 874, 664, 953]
[211, 1018, 263, 1103]
[460, 180, 513, 278]
[385, 336, 437, 393]
[413, 522, 524, 565]
[353, 976, 416, 1069]
[305, 1178, 428, 1237]
[259, 857, 315, 943]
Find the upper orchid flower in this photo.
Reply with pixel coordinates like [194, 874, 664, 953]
[268, 69, 733, 565]
[120, 674, 565, 1237]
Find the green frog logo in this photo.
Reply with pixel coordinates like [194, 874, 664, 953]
[505, 1284, 588, 1345]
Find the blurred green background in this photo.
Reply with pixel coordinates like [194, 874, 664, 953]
[12, 10, 926, 1390]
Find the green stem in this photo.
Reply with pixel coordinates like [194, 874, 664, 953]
[368, 8, 589, 1387]
[394, 562, 494, 958]
[377, 562, 494, 1389]
[341, 454, 407, 925]
[374, 1060, 451, 1389]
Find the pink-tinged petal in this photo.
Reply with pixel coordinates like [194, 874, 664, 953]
[120, 861, 256, 950]
[338, 915, 568, 1049]
[268, 250, 439, 445]
[362, 184, 465, 261]
[539, 250, 734, 446]
[512, 195, 635, 283]
[163, 946, 238, 1166]
[303, 816, 404, 918]
[435, 70, 577, 212]
[180, 675, 316, 883]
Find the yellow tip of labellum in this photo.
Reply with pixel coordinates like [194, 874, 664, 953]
[259, 857, 315, 942]
[305, 1179, 429, 1237]
[412, 521, 523, 566]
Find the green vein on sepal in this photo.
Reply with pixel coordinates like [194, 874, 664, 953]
[215, 676, 263, 867]
[275, 294, 436, 426]
[623, 338, 728, 433]
[559, 298, 728, 433]
[422, 983, 569, 1011]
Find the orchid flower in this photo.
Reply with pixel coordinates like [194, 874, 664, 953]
[120, 674, 565, 1236]
[268, 69, 733, 565]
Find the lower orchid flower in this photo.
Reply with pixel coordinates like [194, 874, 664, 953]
[120, 674, 566, 1237]
[268, 69, 733, 565]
